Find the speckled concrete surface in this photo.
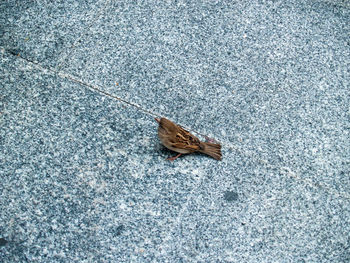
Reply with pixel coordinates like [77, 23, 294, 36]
[61, 0, 350, 194]
[1, 0, 350, 262]
[0, 0, 107, 68]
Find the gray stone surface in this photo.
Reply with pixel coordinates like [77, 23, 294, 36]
[61, 0, 350, 195]
[0, 51, 207, 261]
[1, 0, 350, 262]
[0, 0, 106, 68]
[158, 162, 350, 262]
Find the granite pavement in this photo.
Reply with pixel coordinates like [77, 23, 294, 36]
[1, 0, 349, 262]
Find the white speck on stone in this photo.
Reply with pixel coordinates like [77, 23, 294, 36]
[145, 208, 160, 217]
[140, 136, 150, 146]
[88, 178, 96, 188]
[131, 170, 143, 178]
[119, 202, 127, 210]
[35, 209, 42, 216]
[96, 180, 106, 193]
[117, 149, 127, 156]
[282, 166, 296, 177]
[191, 168, 201, 176]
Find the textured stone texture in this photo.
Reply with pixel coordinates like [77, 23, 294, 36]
[0, 0, 106, 68]
[62, 0, 350, 194]
[1, 0, 350, 262]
